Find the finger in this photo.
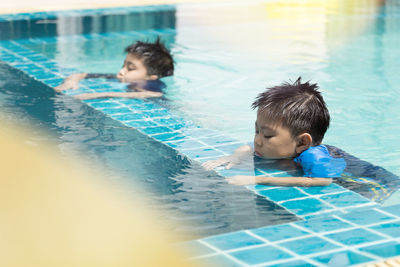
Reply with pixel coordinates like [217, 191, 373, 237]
[226, 162, 235, 169]
[204, 162, 221, 171]
[226, 178, 238, 185]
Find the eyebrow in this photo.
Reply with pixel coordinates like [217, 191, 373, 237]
[255, 122, 274, 131]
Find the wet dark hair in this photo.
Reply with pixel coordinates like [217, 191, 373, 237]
[125, 38, 174, 78]
[252, 77, 330, 145]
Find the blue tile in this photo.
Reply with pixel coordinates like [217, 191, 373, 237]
[141, 109, 171, 118]
[165, 139, 205, 149]
[152, 117, 185, 126]
[301, 183, 346, 195]
[42, 78, 65, 87]
[141, 126, 173, 135]
[102, 107, 133, 115]
[266, 259, 316, 267]
[124, 120, 158, 128]
[151, 132, 186, 142]
[250, 224, 309, 242]
[111, 113, 146, 121]
[280, 198, 332, 216]
[279, 236, 340, 255]
[338, 209, 396, 226]
[197, 135, 239, 147]
[380, 204, 400, 217]
[320, 191, 371, 208]
[257, 187, 307, 202]
[369, 221, 400, 238]
[302, 210, 347, 221]
[182, 127, 220, 138]
[215, 143, 246, 155]
[88, 102, 121, 109]
[229, 245, 292, 265]
[358, 241, 400, 258]
[182, 147, 225, 159]
[294, 216, 352, 233]
[202, 231, 265, 251]
[312, 250, 373, 266]
[325, 228, 384, 246]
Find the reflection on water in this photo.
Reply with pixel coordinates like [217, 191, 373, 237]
[0, 63, 297, 239]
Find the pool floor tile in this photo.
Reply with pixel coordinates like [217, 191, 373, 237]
[256, 187, 308, 202]
[300, 183, 346, 195]
[358, 241, 400, 258]
[337, 208, 396, 226]
[250, 224, 309, 242]
[324, 228, 385, 246]
[294, 216, 352, 233]
[319, 191, 371, 208]
[311, 250, 374, 266]
[280, 197, 332, 216]
[265, 259, 316, 267]
[369, 221, 400, 238]
[380, 204, 400, 217]
[229, 245, 293, 265]
[279, 236, 340, 256]
[202, 231, 265, 251]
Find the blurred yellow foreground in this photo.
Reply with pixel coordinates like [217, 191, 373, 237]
[0, 122, 193, 267]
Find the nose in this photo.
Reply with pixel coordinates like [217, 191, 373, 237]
[254, 133, 262, 147]
[117, 67, 125, 78]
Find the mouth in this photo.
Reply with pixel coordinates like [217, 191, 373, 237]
[254, 150, 263, 157]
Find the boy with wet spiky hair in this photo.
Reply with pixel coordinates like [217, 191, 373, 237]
[203, 77, 347, 187]
[55, 38, 174, 100]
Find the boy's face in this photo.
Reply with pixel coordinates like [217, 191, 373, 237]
[254, 113, 298, 159]
[117, 53, 157, 82]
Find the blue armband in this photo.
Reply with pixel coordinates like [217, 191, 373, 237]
[294, 145, 346, 178]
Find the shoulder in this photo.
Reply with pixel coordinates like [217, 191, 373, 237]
[129, 80, 166, 92]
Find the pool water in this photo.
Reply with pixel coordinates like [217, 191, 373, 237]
[1, 1, 400, 265]
[23, 0, 400, 176]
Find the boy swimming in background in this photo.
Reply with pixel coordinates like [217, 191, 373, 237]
[203, 77, 400, 201]
[55, 38, 174, 100]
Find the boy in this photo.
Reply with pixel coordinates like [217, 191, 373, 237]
[203, 77, 346, 187]
[55, 39, 174, 100]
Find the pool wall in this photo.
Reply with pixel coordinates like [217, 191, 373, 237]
[1, 5, 400, 266]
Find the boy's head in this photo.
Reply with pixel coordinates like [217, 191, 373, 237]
[251, 77, 330, 159]
[117, 38, 174, 82]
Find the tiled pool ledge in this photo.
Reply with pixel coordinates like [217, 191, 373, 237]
[1, 32, 400, 267]
[182, 204, 400, 266]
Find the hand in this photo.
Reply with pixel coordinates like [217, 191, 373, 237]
[54, 73, 86, 92]
[138, 91, 162, 98]
[74, 93, 103, 100]
[226, 175, 256, 185]
[202, 155, 240, 171]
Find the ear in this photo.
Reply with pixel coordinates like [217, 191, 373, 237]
[147, 75, 158, 80]
[295, 133, 312, 154]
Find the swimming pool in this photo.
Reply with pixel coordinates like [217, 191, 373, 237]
[1, 1, 400, 266]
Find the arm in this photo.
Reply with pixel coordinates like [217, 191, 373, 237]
[54, 73, 88, 92]
[227, 175, 332, 187]
[74, 91, 163, 100]
[202, 144, 253, 171]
